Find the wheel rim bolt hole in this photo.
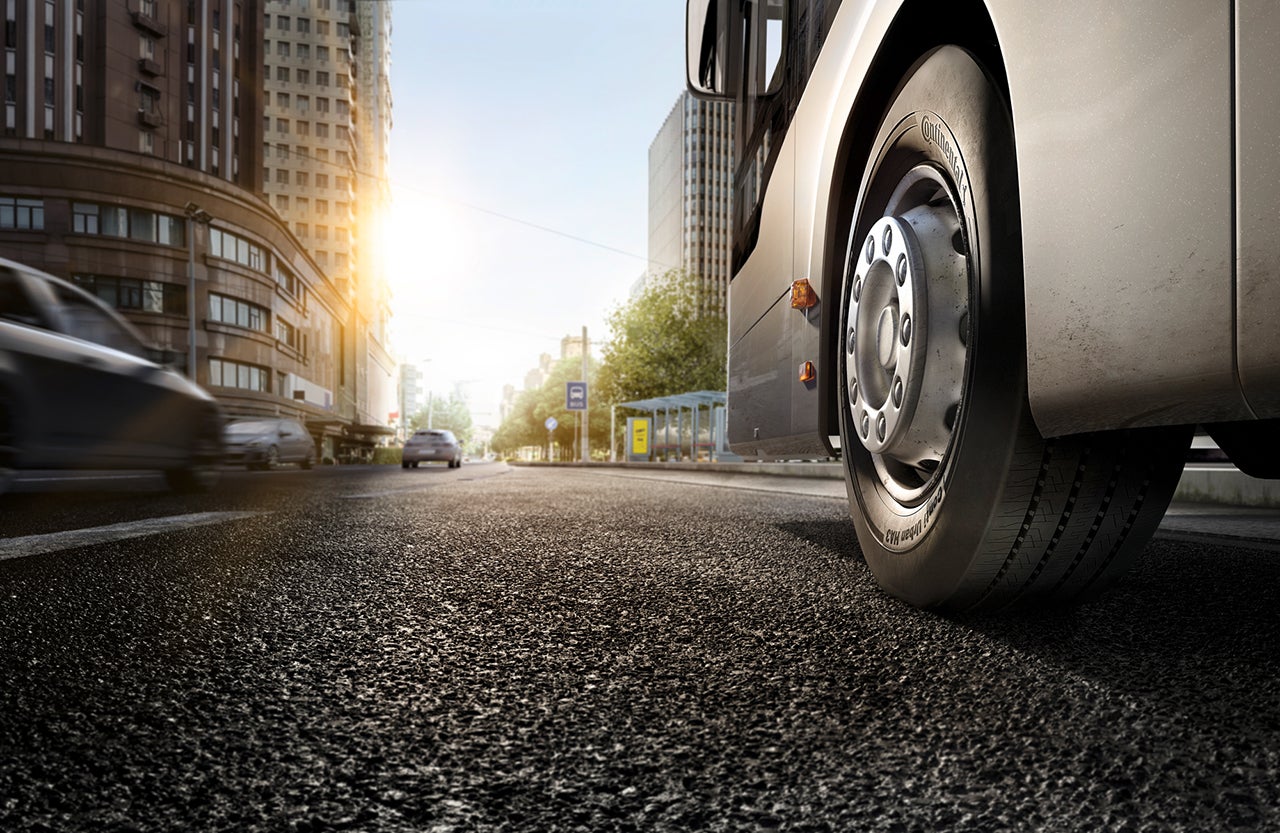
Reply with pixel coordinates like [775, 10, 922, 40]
[860, 412, 870, 438]
[881, 226, 894, 256]
[893, 376, 904, 408]
[876, 413, 887, 441]
[900, 313, 912, 347]
[896, 254, 908, 287]
[864, 236, 875, 263]
[847, 327, 856, 354]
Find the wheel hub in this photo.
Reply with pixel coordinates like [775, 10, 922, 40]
[845, 166, 969, 498]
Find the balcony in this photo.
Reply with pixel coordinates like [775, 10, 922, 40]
[132, 11, 167, 38]
[137, 58, 163, 77]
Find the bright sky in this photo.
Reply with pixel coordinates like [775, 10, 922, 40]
[383, 1, 687, 427]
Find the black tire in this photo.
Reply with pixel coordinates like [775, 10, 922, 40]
[166, 410, 222, 494]
[0, 396, 16, 497]
[402, 461, 410, 469]
[301, 451, 314, 470]
[837, 47, 1189, 612]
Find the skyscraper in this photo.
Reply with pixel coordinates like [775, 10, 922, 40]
[647, 91, 734, 314]
[262, 0, 395, 430]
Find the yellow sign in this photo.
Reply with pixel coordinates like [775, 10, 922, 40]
[631, 419, 649, 455]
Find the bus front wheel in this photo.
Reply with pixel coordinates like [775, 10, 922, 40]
[837, 46, 1189, 612]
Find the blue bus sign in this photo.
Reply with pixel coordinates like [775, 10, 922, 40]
[566, 381, 587, 411]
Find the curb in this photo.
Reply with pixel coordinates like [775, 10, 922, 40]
[511, 460, 1278, 508]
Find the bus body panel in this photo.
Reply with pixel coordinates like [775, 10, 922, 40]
[991, 1, 1250, 435]
[1236, 0, 1280, 416]
[726, 0, 1272, 458]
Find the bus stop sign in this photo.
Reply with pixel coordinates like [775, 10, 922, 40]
[566, 381, 587, 411]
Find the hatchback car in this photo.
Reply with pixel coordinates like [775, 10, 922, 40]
[402, 429, 462, 468]
[0, 258, 223, 495]
[223, 417, 316, 470]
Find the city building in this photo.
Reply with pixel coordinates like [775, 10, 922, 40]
[647, 90, 735, 314]
[262, 0, 396, 434]
[0, 0, 394, 461]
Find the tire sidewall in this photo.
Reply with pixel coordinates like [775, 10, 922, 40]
[839, 46, 1028, 607]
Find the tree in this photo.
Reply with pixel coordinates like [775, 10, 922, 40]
[595, 269, 727, 405]
[410, 391, 473, 445]
[491, 355, 611, 460]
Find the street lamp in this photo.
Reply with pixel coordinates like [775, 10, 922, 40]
[184, 202, 213, 382]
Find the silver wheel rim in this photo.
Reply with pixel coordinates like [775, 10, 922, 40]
[846, 164, 970, 505]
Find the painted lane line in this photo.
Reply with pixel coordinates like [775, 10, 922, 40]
[0, 511, 263, 562]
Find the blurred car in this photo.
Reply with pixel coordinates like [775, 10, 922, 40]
[223, 417, 316, 470]
[402, 429, 462, 468]
[0, 257, 223, 494]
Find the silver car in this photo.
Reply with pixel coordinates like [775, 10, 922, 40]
[402, 429, 462, 469]
[0, 258, 223, 494]
[223, 417, 316, 470]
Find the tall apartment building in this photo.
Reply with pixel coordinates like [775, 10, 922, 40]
[0, 0, 390, 461]
[647, 90, 734, 314]
[261, 0, 395, 430]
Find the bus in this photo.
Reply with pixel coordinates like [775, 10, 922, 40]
[686, 0, 1280, 611]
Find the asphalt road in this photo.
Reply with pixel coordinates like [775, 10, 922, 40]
[1, 463, 1278, 832]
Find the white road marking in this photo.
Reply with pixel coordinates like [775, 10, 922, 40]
[0, 511, 262, 562]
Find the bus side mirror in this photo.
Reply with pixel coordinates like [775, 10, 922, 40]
[687, 0, 736, 99]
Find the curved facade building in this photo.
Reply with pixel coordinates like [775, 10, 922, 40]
[0, 0, 393, 460]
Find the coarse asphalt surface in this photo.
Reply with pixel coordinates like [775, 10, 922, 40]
[1, 463, 1278, 831]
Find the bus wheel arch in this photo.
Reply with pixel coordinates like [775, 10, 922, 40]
[834, 45, 1189, 611]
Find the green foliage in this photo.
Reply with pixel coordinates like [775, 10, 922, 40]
[490, 355, 610, 459]
[595, 269, 727, 404]
[371, 446, 402, 465]
[491, 270, 727, 460]
[410, 391, 473, 444]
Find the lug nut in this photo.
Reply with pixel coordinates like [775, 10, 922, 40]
[896, 254, 907, 286]
[860, 413, 870, 438]
[901, 313, 912, 346]
[893, 377, 903, 407]
[847, 327, 856, 354]
[853, 279, 862, 302]
[876, 414, 886, 441]
[864, 236, 875, 263]
[850, 380, 858, 401]
[882, 226, 893, 255]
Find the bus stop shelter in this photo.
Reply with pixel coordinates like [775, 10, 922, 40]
[612, 391, 736, 462]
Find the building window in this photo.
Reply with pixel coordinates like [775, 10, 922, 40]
[316, 45, 329, 62]
[70, 202, 183, 245]
[276, 66, 289, 82]
[0, 197, 45, 230]
[209, 358, 269, 392]
[72, 274, 185, 316]
[209, 292, 268, 333]
[208, 228, 266, 273]
[276, 318, 298, 350]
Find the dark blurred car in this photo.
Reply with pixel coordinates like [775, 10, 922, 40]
[0, 257, 223, 495]
[223, 417, 316, 470]
[402, 429, 462, 468]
